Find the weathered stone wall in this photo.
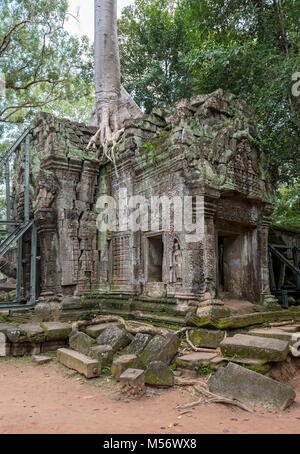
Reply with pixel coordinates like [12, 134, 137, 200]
[11, 89, 276, 317]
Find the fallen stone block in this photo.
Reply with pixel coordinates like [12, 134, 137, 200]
[247, 328, 295, 343]
[138, 333, 180, 367]
[85, 322, 123, 339]
[41, 322, 71, 341]
[220, 334, 289, 362]
[127, 333, 152, 355]
[0, 323, 11, 335]
[32, 355, 53, 365]
[111, 354, 139, 380]
[120, 368, 145, 398]
[41, 340, 67, 353]
[19, 323, 46, 343]
[144, 361, 174, 387]
[0, 332, 10, 357]
[208, 362, 296, 411]
[189, 328, 225, 348]
[57, 348, 100, 379]
[6, 326, 27, 343]
[69, 331, 94, 356]
[279, 324, 300, 333]
[210, 355, 271, 374]
[89, 345, 113, 369]
[10, 342, 41, 356]
[97, 326, 131, 354]
[176, 352, 218, 370]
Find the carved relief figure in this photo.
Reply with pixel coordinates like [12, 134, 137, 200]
[172, 240, 183, 283]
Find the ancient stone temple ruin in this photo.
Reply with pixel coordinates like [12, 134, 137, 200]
[8, 89, 278, 321]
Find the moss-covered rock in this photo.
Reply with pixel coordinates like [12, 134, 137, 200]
[189, 328, 225, 348]
[69, 331, 94, 356]
[208, 362, 296, 410]
[220, 334, 290, 362]
[144, 361, 174, 387]
[41, 322, 72, 341]
[138, 333, 180, 367]
[88, 345, 113, 369]
[97, 325, 132, 354]
[127, 333, 152, 355]
[111, 354, 140, 380]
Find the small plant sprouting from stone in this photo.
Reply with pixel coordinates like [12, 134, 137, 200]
[101, 365, 111, 374]
[144, 141, 158, 164]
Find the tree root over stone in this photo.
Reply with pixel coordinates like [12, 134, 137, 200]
[71, 315, 170, 337]
[174, 378, 254, 413]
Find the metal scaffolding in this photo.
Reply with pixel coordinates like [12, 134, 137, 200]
[0, 128, 37, 309]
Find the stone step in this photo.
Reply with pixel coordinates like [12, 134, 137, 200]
[220, 334, 290, 362]
[277, 324, 300, 333]
[32, 355, 53, 365]
[210, 355, 271, 374]
[175, 352, 218, 370]
[57, 348, 100, 378]
[246, 328, 296, 343]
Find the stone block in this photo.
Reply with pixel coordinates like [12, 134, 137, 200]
[120, 368, 145, 398]
[89, 345, 113, 369]
[208, 362, 296, 411]
[85, 322, 123, 339]
[220, 334, 290, 362]
[10, 342, 41, 357]
[19, 323, 46, 343]
[32, 355, 53, 365]
[127, 333, 152, 355]
[97, 326, 131, 354]
[0, 332, 10, 357]
[189, 328, 225, 348]
[41, 322, 72, 341]
[0, 323, 11, 335]
[69, 331, 94, 355]
[111, 354, 139, 380]
[6, 326, 27, 343]
[247, 328, 295, 343]
[138, 333, 180, 367]
[175, 352, 218, 370]
[41, 340, 67, 353]
[57, 348, 100, 378]
[144, 361, 174, 387]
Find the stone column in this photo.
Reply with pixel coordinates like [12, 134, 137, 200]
[203, 191, 220, 300]
[257, 204, 277, 305]
[35, 208, 62, 299]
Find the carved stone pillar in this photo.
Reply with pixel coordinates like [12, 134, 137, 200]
[35, 208, 62, 299]
[257, 204, 276, 304]
[203, 191, 220, 299]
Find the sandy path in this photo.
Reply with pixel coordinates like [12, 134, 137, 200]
[0, 358, 300, 434]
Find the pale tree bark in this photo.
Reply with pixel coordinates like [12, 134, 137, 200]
[88, 0, 142, 160]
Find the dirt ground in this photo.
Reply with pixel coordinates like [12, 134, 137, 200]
[0, 357, 300, 434]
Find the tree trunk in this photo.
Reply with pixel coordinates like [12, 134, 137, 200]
[88, 0, 142, 157]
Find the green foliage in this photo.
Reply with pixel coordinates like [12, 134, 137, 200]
[0, 0, 94, 127]
[119, 0, 300, 186]
[181, 0, 300, 184]
[118, 0, 196, 113]
[272, 182, 300, 229]
[144, 141, 157, 163]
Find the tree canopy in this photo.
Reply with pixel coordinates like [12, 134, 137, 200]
[0, 0, 93, 127]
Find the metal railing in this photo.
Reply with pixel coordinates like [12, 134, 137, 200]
[269, 244, 300, 308]
[0, 128, 37, 309]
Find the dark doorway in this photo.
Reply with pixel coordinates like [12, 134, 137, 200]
[147, 236, 163, 282]
[218, 233, 241, 297]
